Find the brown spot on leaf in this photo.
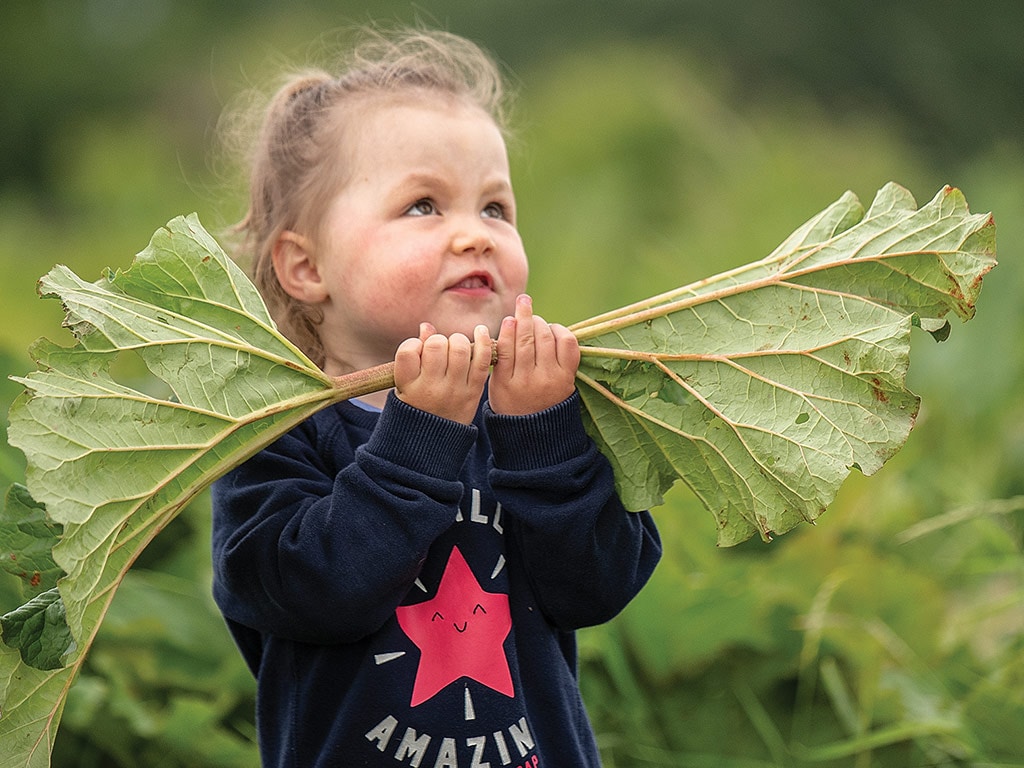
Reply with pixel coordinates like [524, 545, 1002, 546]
[968, 270, 987, 302]
[870, 377, 889, 403]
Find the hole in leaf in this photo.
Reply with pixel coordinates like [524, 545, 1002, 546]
[107, 349, 175, 402]
[659, 381, 690, 406]
[795, 412, 810, 424]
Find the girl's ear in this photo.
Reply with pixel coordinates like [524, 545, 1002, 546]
[272, 230, 329, 303]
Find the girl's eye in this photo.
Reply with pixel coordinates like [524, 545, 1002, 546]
[482, 202, 507, 220]
[406, 199, 438, 216]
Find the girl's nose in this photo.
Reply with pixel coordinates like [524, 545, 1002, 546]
[450, 216, 495, 256]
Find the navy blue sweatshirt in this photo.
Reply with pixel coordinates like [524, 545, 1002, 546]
[211, 390, 661, 767]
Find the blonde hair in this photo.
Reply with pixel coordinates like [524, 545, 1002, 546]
[227, 28, 512, 367]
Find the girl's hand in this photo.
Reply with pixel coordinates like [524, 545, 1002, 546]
[488, 294, 580, 416]
[394, 323, 492, 425]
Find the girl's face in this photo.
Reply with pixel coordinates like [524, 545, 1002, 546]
[311, 95, 528, 375]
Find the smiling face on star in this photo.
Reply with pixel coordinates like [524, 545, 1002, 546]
[396, 545, 514, 706]
[431, 602, 489, 635]
[299, 92, 529, 376]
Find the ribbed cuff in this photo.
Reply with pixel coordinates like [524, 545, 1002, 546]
[362, 392, 478, 480]
[484, 391, 590, 471]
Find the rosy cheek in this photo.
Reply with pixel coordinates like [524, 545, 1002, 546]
[506, 258, 529, 296]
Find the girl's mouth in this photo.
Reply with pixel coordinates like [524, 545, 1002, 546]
[447, 272, 494, 292]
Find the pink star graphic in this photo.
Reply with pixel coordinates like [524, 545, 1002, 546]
[396, 545, 514, 706]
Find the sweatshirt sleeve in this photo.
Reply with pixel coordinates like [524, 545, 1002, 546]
[485, 391, 662, 631]
[211, 394, 475, 644]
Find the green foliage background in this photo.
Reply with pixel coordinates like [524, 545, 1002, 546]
[2, 2, 1021, 765]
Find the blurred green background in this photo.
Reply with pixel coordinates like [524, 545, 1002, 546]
[2, 1, 1022, 766]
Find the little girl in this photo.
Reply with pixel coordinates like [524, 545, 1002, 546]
[211, 27, 661, 767]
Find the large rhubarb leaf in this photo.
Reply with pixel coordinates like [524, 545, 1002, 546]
[571, 183, 995, 544]
[0, 215, 367, 767]
[0, 184, 996, 764]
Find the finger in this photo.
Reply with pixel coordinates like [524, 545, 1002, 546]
[495, 315, 517, 371]
[513, 294, 536, 364]
[419, 333, 450, 377]
[513, 293, 533, 326]
[530, 313, 556, 361]
[418, 321, 436, 342]
[470, 324, 493, 380]
[393, 337, 424, 390]
[446, 332, 473, 377]
[551, 323, 581, 371]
